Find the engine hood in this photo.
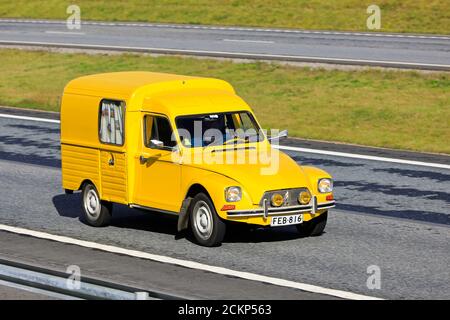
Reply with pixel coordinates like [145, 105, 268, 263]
[183, 148, 313, 204]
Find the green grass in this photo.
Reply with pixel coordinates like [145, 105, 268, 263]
[1, 49, 449, 154]
[0, 0, 449, 34]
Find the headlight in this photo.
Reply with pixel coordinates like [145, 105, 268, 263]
[271, 193, 284, 207]
[298, 191, 311, 205]
[225, 186, 241, 202]
[318, 178, 333, 193]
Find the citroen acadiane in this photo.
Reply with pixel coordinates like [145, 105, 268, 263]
[60, 72, 335, 246]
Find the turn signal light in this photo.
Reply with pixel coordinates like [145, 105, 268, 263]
[326, 194, 334, 201]
[221, 204, 236, 211]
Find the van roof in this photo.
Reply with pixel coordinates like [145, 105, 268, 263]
[64, 71, 235, 98]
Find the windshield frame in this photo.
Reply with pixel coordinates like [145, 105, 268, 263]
[174, 110, 266, 149]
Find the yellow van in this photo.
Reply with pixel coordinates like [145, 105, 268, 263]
[60, 72, 335, 246]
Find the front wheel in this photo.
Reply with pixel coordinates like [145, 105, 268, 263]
[189, 193, 226, 247]
[81, 182, 112, 227]
[296, 211, 327, 237]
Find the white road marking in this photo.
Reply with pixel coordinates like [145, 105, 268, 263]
[223, 39, 274, 44]
[275, 145, 450, 170]
[45, 31, 85, 35]
[0, 40, 449, 70]
[0, 224, 382, 300]
[1, 18, 449, 40]
[0, 112, 448, 169]
[0, 113, 59, 124]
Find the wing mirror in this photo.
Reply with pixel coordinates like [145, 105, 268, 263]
[150, 139, 181, 155]
[268, 129, 288, 141]
[150, 139, 164, 148]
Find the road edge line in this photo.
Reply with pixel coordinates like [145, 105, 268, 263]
[0, 113, 59, 123]
[275, 145, 450, 170]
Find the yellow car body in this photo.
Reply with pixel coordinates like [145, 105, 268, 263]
[60, 72, 334, 244]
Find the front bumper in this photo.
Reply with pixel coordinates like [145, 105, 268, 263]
[226, 197, 335, 218]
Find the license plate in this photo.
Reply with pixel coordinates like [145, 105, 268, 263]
[270, 214, 303, 227]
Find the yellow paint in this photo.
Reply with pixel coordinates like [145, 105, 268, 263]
[100, 151, 127, 204]
[60, 71, 333, 226]
[61, 144, 100, 191]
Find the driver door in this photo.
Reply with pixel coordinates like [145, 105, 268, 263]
[134, 113, 181, 212]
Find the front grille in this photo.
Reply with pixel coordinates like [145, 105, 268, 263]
[259, 188, 310, 207]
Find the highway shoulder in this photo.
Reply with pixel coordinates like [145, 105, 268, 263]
[0, 230, 338, 300]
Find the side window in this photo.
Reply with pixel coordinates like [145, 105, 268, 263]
[144, 115, 176, 149]
[99, 99, 125, 145]
[239, 112, 255, 131]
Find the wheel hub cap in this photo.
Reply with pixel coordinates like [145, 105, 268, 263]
[84, 187, 100, 219]
[193, 201, 213, 240]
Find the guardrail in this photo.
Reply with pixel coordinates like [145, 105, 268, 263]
[0, 258, 185, 300]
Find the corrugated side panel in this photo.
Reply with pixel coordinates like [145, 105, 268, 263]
[61, 144, 100, 191]
[100, 151, 127, 204]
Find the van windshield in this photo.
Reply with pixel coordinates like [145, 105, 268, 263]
[175, 111, 264, 148]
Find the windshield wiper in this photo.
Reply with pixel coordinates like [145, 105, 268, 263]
[222, 135, 247, 145]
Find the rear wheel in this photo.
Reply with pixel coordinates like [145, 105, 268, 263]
[81, 182, 112, 227]
[189, 193, 226, 247]
[296, 211, 327, 237]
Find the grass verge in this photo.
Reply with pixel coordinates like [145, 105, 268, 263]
[0, 0, 449, 34]
[0, 49, 449, 154]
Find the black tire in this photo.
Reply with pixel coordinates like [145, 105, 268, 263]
[296, 211, 327, 237]
[189, 193, 226, 247]
[81, 182, 112, 227]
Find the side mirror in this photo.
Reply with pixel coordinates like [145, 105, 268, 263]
[150, 139, 164, 148]
[149, 139, 180, 153]
[268, 129, 288, 141]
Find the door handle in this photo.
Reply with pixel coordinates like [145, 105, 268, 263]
[140, 154, 161, 164]
[140, 155, 149, 164]
[108, 154, 115, 166]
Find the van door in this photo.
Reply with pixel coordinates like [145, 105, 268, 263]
[98, 99, 127, 204]
[100, 150, 127, 204]
[134, 113, 182, 212]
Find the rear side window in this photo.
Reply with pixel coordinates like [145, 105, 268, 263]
[99, 99, 125, 145]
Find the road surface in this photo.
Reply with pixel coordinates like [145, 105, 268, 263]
[0, 109, 449, 299]
[0, 19, 449, 70]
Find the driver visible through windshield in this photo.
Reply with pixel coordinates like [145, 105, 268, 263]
[175, 111, 264, 148]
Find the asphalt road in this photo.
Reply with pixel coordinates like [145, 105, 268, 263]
[0, 19, 449, 70]
[0, 113, 449, 299]
[0, 231, 333, 300]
